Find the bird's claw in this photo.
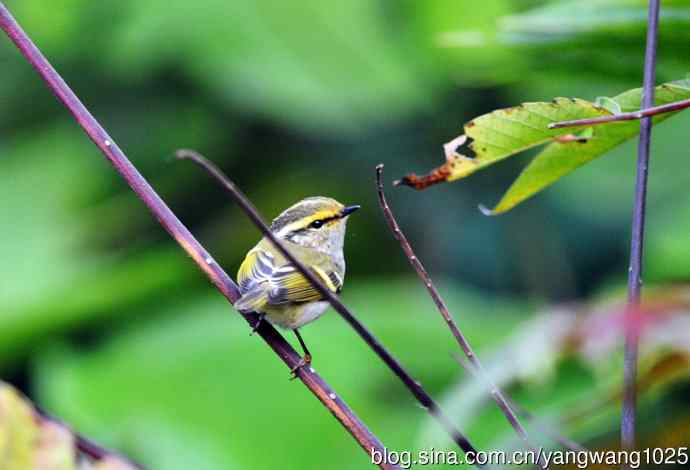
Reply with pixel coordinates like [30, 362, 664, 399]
[289, 354, 312, 380]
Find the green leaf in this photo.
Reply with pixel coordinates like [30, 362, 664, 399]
[396, 79, 690, 214]
[492, 80, 690, 213]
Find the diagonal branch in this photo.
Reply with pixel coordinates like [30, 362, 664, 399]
[0, 4, 398, 468]
[622, 0, 660, 458]
[175, 149, 481, 462]
[548, 97, 690, 129]
[376, 164, 546, 469]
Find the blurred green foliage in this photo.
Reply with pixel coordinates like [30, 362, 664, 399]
[1, 0, 690, 468]
[0, 381, 136, 469]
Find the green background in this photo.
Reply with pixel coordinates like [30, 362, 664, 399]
[1, 0, 690, 468]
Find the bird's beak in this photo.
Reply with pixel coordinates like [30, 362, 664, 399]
[340, 205, 360, 217]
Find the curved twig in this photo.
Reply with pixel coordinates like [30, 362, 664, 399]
[453, 354, 587, 453]
[0, 4, 398, 468]
[175, 149, 481, 462]
[376, 164, 547, 469]
[509, 406, 587, 454]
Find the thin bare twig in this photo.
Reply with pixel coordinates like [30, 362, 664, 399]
[176, 150, 482, 462]
[0, 4, 398, 468]
[375, 164, 545, 468]
[548, 97, 690, 129]
[453, 354, 587, 454]
[507, 402, 588, 454]
[622, 0, 660, 458]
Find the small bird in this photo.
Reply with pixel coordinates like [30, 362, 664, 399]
[236, 196, 359, 375]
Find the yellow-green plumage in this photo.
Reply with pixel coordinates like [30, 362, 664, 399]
[235, 197, 357, 330]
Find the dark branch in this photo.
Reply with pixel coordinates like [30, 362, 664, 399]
[548, 97, 690, 129]
[376, 164, 545, 469]
[176, 149, 482, 462]
[622, 0, 660, 458]
[0, 4, 398, 468]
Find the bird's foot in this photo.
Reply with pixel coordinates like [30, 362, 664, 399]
[289, 354, 312, 380]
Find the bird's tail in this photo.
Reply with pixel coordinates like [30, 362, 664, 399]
[234, 287, 269, 313]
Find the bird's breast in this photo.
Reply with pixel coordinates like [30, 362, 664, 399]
[264, 301, 330, 330]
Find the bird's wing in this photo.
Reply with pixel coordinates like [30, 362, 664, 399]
[235, 244, 342, 313]
[237, 247, 275, 294]
[267, 262, 342, 305]
[235, 247, 275, 312]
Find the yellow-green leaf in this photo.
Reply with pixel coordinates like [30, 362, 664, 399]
[0, 383, 38, 470]
[397, 79, 690, 213]
[35, 421, 76, 470]
[93, 456, 139, 470]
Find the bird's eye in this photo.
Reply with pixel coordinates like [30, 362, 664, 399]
[310, 219, 324, 229]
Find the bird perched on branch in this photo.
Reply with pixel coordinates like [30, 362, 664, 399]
[236, 197, 359, 375]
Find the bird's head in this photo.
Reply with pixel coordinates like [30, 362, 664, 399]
[270, 196, 359, 253]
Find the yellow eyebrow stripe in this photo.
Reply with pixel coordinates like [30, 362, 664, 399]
[302, 209, 341, 226]
[276, 209, 341, 235]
